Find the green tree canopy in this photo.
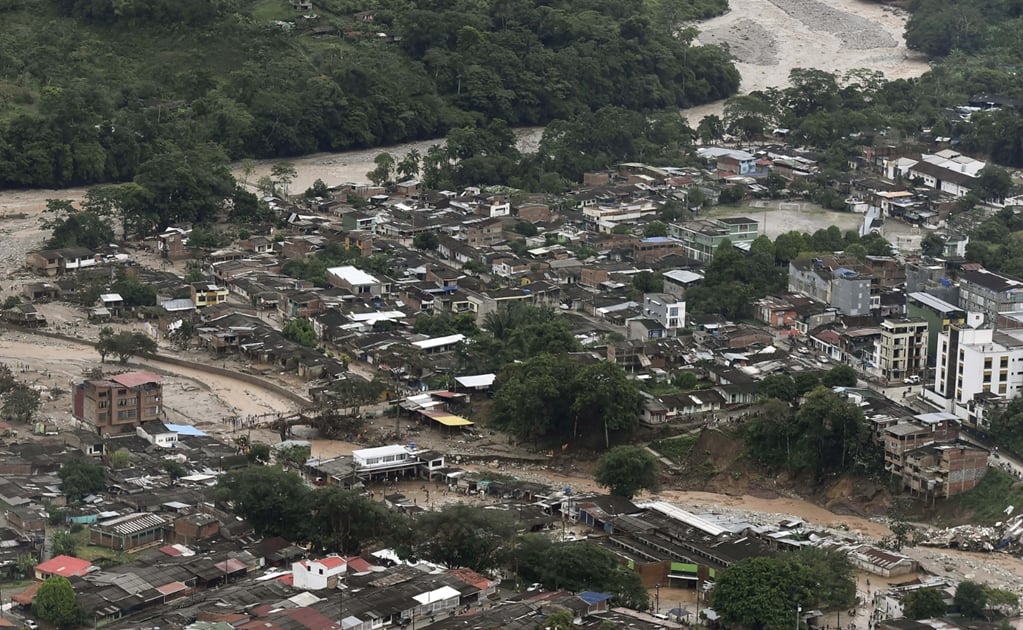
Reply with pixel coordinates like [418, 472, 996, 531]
[216, 466, 311, 538]
[904, 588, 949, 619]
[406, 504, 517, 572]
[33, 575, 83, 628]
[822, 364, 858, 388]
[59, 457, 106, 503]
[712, 548, 855, 630]
[282, 318, 318, 347]
[955, 580, 988, 618]
[304, 486, 402, 554]
[515, 535, 649, 609]
[594, 445, 660, 499]
[2, 383, 40, 423]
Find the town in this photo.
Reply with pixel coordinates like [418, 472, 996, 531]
[1, 122, 1023, 630]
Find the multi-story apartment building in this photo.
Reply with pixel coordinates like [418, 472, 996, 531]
[877, 318, 928, 383]
[929, 326, 1023, 427]
[668, 217, 758, 263]
[906, 292, 966, 357]
[73, 371, 163, 435]
[641, 293, 686, 331]
[190, 283, 230, 308]
[958, 268, 1023, 325]
[883, 413, 959, 475]
[901, 443, 989, 498]
[788, 258, 875, 317]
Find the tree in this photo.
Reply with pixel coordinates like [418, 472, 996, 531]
[216, 466, 310, 538]
[163, 459, 187, 481]
[760, 374, 797, 402]
[632, 271, 663, 293]
[305, 486, 401, 554]
[515, 535, 649, 609]
[51, 530, 79, 557]
[793, 372, 822, 398]
[955, 580, 988, 618]
[594, 445, 659, 499]
[100, 331, 157, 364]
[413, 231, 439, 250]
[792, 386, 868, 478]
[277, 443, 311, 468]
[33, 576, 82, 628]
[247, 443, 272, 464]
[3, 383, 40, 423]
[572, 362, 645, 448]
[408, 504, 517, 572]
[904, 588, 948, 619]
[643, 221, 668, 237]
[270, 161, 297, 197]
[367, 152, 396, 186]
[822, 364, 858, 387]
[108, 449, 131, 470]
[920, 233, 945, 257]
[697, 114, 725, 144]
[973, 166, 1012, 202]
[713, 547, 854, 630]
[42, 198, 114, 250]
[59, 457, 106, 503]
[305, 178, 329, 198]
[282, 318, 317, 347]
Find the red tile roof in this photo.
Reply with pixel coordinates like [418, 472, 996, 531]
[110, 370, 161, 388]
[345, 557, 373, 573]
[36, 555, 92, 578]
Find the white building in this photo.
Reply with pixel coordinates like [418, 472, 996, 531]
[642, 293, 686, 330]
[292, 556, 347, 590]
[136, 422, 178, 448]
[927, 326, 1023, 426]
[326, 265, 386, 296]
[352, 444, 414, 470]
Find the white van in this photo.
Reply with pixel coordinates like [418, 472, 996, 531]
[903, 375, 921, 385]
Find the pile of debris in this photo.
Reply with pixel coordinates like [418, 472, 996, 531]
[920, 508, 1023, 552]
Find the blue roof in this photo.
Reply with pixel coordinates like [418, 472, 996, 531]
[640, 236, 673, 243]
[164, 423, 207, 437]
[578, 591, 613, 605]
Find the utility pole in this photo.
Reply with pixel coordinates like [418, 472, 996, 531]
[796, 604, 802, 630]
[654, 583, 661, 615]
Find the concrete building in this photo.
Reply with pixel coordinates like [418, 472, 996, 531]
[788, 258, 874, 316]
[661, 269, 703, 298]
[878, 318, 928, 383]
[929, 326, 1023, 427]
[641, 293, 685, 331]
[958, 268, 1023, 326]
[668, 217, 759, 263]
[327, 265, 387, 296]
[906, 292, 966, 357]
[292, 556, 347, 590]
[72, 371, 163, 435]
[190, 283, 229, 308]
[883, 413, 960, 475]
[901, 443, 988, 498]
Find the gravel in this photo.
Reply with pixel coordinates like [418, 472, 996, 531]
[699, 19, 780, 66]
[765, 0, 898, 49]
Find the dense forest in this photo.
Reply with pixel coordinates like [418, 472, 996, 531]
[719, 0, 1023, 166]
[0, 0, 738, 188]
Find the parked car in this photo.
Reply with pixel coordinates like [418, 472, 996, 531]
[903, 375, 921, 385]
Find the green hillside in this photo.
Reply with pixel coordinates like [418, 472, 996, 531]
[0, 0, 738, 187]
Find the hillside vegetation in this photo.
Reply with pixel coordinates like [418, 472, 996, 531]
[0, 0, 738, 188]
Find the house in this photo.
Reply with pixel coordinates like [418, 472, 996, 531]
[3, 304, 47, 327]
[661, 269, 703, 298]
[191, 283, 230, 308]
[327, 265, 387, 296]
[668, 218, 759, 263]
[22, 282, 61, 301]
[136, 421, 178, 448]
[35, 555, 93, 580]
[641, 293, 685, 331]
[465, 218, 506, 247]
[73, 371, 163, 435]
[25, 248, 96, 277]
[89, 513, 166, 551]
[292, 556, 347, 590]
